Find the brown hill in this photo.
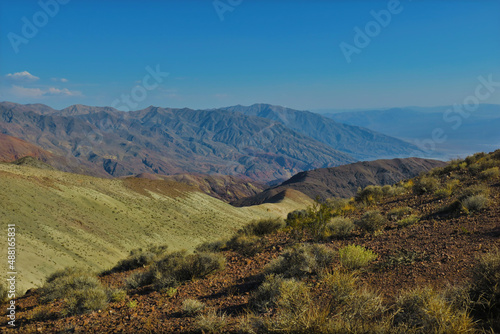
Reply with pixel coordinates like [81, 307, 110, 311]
[0, 133, 53, 162]
[233, 157, 447, 206]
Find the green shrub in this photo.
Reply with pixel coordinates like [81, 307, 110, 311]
[393, 287, 475, 333]
[240, 218, 284, 236]
[40, 267, 109, 315]
[249, 274, 288, 313]
[462, 194, 489, 212]
[326, 217, 355, 238]
[182, 299, 206, 316]
[195, 239, 227, 253]
[226, 234, 264, 256]
[339, 245, 378, 270]
[195, 309, 227, 334]
[387, 207, 413, 221]
[459, 184, 490, 200]
[355, 210, 386, 235]
[126, 251, 225, 291]
[469, 249, 500, 331]
[265, 243, 336, 278]
[107, 245, 168, 273]
[108, 288, 127, 302]
[285, 209, 308, 229]
[434, 187, 452, 199]
[64, 287, 108, 316]
[397, 215, 420, 228]
[355, 185, 384, 204]
[413, 176, 440, 195]
[266, 279, 318, 332]
[320, 270, 386, 331]
[480, 167, 500, 180]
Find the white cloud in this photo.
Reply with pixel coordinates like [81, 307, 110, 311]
[46, 87, 81, 96]
[51, 77, 69, 83]
[10, 85, 82, 98]
[5, 71, 40, 83]
[11, 85, 44, 97]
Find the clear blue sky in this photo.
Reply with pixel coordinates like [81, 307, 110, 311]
[0, 0, 499, 111]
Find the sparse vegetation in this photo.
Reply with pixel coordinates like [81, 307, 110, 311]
[355, 210, 386, 235]
[126, 251, 225, 291]
[479, 166, 499, 180]
[397, 214, 420, 228]
[105, 245, 169, 274]
[462, 194, 489, 212]
[195, 309, 227, 334]
[355, 185, 384, 204]
[239, 218, 284, 236]
[393, 287, 476, 333]
[338, 245, 378, 270]
[326, 216, 355, 238]
[182, 299, 206, 316]
[413, 175, 440, 195]
[40, 267, 109, 316]
[469, 249, 500, 331]
[387, 206, 413, 221]
[265, 243, 336, 278]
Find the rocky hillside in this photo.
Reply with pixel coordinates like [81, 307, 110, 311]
[233, 157, 447, 206]
[3, 149, 499, 333]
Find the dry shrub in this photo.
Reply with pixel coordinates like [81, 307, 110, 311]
[413, 176, 440, 195]
[126, 251, 225, 291]
[356, 210, 387, 235]
[338, 245, 378, 270]
[107, 245, 168, 273]
[326, 217, 355, 239]
[393, 287, 475, 333]
[265, 243, 336, 278]
[462, 195, 489, 212]
[195, 309, 227, 333]
[469, 249, 500, 331]
[387, 206, 413, 221]
[182, 299, 206, 316]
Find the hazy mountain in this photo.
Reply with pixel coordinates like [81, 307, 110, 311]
[0, 102, 356, 183]
[324, 104, 500, 159]
[222, 104, 423, 160]
[233, 157, 446, 206]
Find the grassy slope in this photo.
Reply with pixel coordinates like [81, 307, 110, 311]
[0, 163, 312, 293]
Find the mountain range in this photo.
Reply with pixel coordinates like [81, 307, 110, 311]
[324, 104, 500, 159]
[0, 102, 422, 183]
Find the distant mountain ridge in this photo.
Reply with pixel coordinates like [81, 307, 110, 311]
[233, 157, 447, 206]
[1, 102, 423, 183]
[222, 104, 423, 160]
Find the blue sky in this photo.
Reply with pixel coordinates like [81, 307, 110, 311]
[0, 0, 499, 111]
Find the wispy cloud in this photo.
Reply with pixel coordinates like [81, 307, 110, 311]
[5, 71, 40, 83]
[51, 77, 69, 83]
[11, 85, 83, 98]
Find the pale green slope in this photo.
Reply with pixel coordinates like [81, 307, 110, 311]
[0, 164, 310, 293]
